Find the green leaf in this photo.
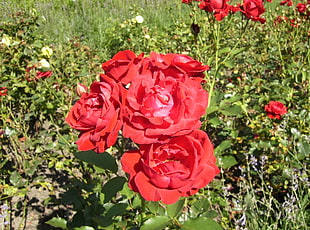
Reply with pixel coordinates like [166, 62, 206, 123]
[223, 60, 234, 68]
[219, 104, 242, 116]
[45, 217, 67, 229]
[74, 150, 118, 172]
[146, 201, 160, 214]
[73, 227, 95, 230]
[10, 171, 27, 188]
[102, 177, 126, 202]
[167, 198, 185, 218]
[220, 155, 238, 169]
[215, 140, 232, 156]
[192, 198, 210, 216]
[230, 47, 246, 56]
[141, 216, 171, 230]
[297, 139, 310, 160]
[202, 210, 218, 219]
[94, 203, 127, 227]
[206, 106, 218, 114]
[181, 217, 222, 230]
[219, 47, 231, 54]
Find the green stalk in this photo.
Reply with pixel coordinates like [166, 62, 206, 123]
[208, 20, 221, 107]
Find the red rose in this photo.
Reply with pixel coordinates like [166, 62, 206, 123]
[36, 71, 53, 79]
[296, 3, 307, 13]
[241, 0, 266, 23]
[199, 0, 232, 21]
[0, 87, 8, 96]
[264, 101, 287, 119]
[280, 0, 292, 6]
[66, 75, 125, 153]
[122, 70, 209, 144]
[121, 130, 220, 204]
[101, 50, 144, 85]
[143, 52, 209, 80]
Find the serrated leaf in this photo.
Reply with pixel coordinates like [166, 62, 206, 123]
[223, 60, 234, 68]
[45, 217, 67, 229]
[220, 155, 238, 169]
[146, 201, 160, 214]
[102, 177, 126, 202]
[181, 217, 222, 230]
[141, 216, 171, 230]
[74, 150, 118, 172]
[167, 198, 185, 218]
[191, 198, 210, 217]
[206, 106, 218, 114]
[215, 140, 232, 156]
[219, 105, 242, 116]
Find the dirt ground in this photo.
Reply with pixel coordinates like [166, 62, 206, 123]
[6, 167, 73, 230]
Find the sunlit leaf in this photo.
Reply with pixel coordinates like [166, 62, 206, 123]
[141, 216, 171, 230]
[74, 150, 118, 172]
[45, 217, 67, 229]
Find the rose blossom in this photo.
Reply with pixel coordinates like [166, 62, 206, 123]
[199, 0, 232, 21]
[264, 101, 287, 119]
[66, 75, 125, 153]
[147, 52, 210, 79]
[280, 0, 293, 6]
[101, 50, 144, 85]
[121, 129, 220, 204]
[296, 3, 307, 13]
[241, 0, 266, 23]
[0, 87, 8, 96]
[36, 71, 53, 80]
[122, 69, 209, 144]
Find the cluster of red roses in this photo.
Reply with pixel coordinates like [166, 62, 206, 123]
[275, 0, 310, 28]
[66, 50, 220, 204]
[182, 0, 269, 23]
[183, 0, 310, 25]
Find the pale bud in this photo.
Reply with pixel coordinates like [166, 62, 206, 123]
[76, 83, 88, 96]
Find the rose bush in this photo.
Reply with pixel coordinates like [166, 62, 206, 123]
[264, 101, 288, 119]
[121, 129, 220, 204]
[65, 75, 125, 153]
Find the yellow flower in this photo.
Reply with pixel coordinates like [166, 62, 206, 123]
[41, 46, 53, 57]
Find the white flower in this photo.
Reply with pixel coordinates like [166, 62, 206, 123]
[144, 34, 151, 40]
[135, 15, 144, 23]
[38, 59, 50, 69]
[1, 34, 12, 46]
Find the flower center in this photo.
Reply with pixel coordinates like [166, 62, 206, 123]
[141, 86, 174, 117]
